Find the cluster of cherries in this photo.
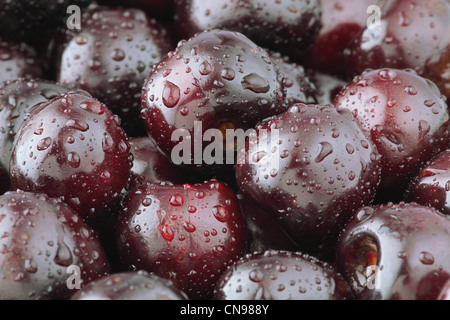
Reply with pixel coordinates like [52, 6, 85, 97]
[0, 0, 449, 300]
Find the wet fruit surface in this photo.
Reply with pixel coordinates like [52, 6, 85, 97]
[141, 29, 285, 169]
[9, 91, 133, 219]
[0, 79, 71, 173]
[235, 104, 381, 258]
[0, 39, 43, 84]
[336, 202, 450, 300]
[214, 250, 353, 300]
[438, 279, 450, 300]
[406, 149, 450, 215]
[345, 0, 450, 99]
[116, 180, 248, 299]
[174, 0, 322, 59]
[71, 271, 189, 300]
[97, 0, 175, 22]
[0, 191, 110, 300]
[334, 68, 450, 202]
[58, 7, 173, 136]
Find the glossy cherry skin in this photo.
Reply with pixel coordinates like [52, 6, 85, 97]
[9, 91, 133, 220]
[235, 104, 381, 258]
[71, 271, 189, 300]
[345, 0, 450, 100]
[0, 39, 43, 83]
[214, 250, 353, 300]
[116, 180, 248, 299]
[97, 0, 175, 22]
[303, 0, 384, 78]
[0, 191, 110, 300]
[174, 0, 321, 59]
[334, 68, 450, 202]
[0, 0, 92, 41]
[268, 52, 316, 107]
[0, 79, 71, 173]
[141, 29, 285, 170]
[438, 279, 450, 300]
[405, 149, 450, 215]
[237, 194, 298, 253]
[336, 202, 450, 300]
[307, 70, 347, 106]
[128, 137, 189, 188]
[58, 7, 173, 137]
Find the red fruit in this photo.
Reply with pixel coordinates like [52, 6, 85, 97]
[438, 280, 450, 300]
[237, 194, 299, 253]
[406, 149, 450, 215]
[334, 68, 450, 202]
[303, 0, 384, 77]
[128, 137, 189, 188]
[71, 271, 189, 300]
[0, 191, 110, 300]
[0, 39, 43, 83]
[58, 7, 173, 136]
[307, 70, 347, 106]
[9, 91, 133, 219]
[336, 202, 450, 300]
[173, 0, 322, 59]
[0, 79, 71, 172]
[97, 0, 175, 21]
[116, 180, 248, 299]
[345, 0, 450, 100]
[214, 250, 353, 300]
[235, 104, 381, 258]
[141, 29, 285, 170]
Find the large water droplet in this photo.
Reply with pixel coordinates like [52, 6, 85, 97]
[212, 205, 229, 222]
[37, 137, 52, 151]
[241, 73, 270, 93]
[314, 142, 333, 163]
[162, 81, 180, 108]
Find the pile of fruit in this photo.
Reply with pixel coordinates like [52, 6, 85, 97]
[0, 0, 449, 300]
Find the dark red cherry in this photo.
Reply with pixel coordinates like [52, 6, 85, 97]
[97, 0, 175, 22]
[336, 202, 450, 300]
[141, 29, 285, 170]
[9, 91, 133, 219]
[214, 250, 353, 300]
[128, 137, 189, 188]
[268, 52, 316, 107]
[0, 39, 43, 83]
[345, 0, 450, 100]
[406, 149, 450, 215]
[307, 70, 347, 106]
[303, 0, 383, 77]
[334, 68, 450, 202]
[0, 191, 110, 300]
[0, 0, 92, 41]
[235, 104, 381, 258]
[0, 79, 71, 173]
[116, 180, 248, 299]
[438, 279, 450, 300]
[71, 271, 189, 300]
[237, 194, 298, 253]
[173, 0, 322, 59]
[58, 7, 173, 137]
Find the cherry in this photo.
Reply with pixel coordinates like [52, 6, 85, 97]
[334, 68, 450, 202]
[345, 0, 450, 100]
[268, 52, 316, 107]
[237, 194, 298, 253]
[405, 149, 450, 215]
[173, 0, 322, 59]
[57, 7, 173, 136]
[0, 191, 110, 300]
[0, 79, 71, 173]
[438, 279, 450, 300]
[71, 271, 189, 300]
[307, 70, 347, 106]
[303, 0, 383, 78]
[0, 0, 92, 41]
[9, 91, 133, 220]
[97, 0, 175, 22]
[235, 104, 381, 258]
[336, 202, 450, 300]
[141, 29, 285, 170]
[128, 137, 189, 188]
[0, 39, 43, 83]
[213, 250, 353, 300]
[116, 180, 248, 299]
